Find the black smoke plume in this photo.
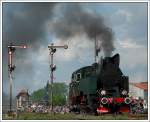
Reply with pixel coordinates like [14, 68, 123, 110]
[3, 2, 56, 52]
[50, 3, 115, 56]
[3, 3, 114, 59]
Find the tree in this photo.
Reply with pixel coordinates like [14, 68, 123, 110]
[31, 82, 68, 106]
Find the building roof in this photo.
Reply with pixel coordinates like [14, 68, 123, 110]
[16, 89, 30, 98]
[130, 82, 148, 91]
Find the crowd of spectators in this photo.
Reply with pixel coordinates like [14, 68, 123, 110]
[19, 103, 70, 114]
[130, 98, 148, 114]
[17, 97, 148, 115]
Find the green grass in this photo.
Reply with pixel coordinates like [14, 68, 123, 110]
[3, 112, 148, 120]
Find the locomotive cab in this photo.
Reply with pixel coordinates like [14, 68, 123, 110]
[69, 66, 98, 106]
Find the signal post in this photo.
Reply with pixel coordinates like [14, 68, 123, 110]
[48, 43, 68, 112]
[8, 44, 28, 113]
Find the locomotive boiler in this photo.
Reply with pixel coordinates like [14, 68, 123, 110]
[69, 53, 131, 114]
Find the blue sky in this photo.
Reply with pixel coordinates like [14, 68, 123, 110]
[2, 2, 148, 96]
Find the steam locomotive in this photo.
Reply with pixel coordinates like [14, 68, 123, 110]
[69, 53, 131, 114]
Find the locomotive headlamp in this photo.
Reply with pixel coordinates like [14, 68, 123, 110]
[101, 97, 108, 104]
[124, 97, 132, 104]
[23, 45, 27, 48]
[121, 90, 127, 95]
[101, 90, 106, 95]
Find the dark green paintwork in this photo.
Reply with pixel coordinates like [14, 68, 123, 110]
[79, 75, 97, 105]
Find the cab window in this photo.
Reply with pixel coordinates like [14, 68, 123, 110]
[76, 73, 81, 81]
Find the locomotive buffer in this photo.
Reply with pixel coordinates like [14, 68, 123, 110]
[48, 43, 68, 112]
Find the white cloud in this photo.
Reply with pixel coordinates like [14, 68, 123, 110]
[53, 34, 94, 63]
[114, 38, 147, 83]
[110, 9, 132, 28]
[110, 3, 147, 41]
[117, 9, 132, 22]
[131, 71, 147, 83]
[35, 46, 49, 64]
[116, 38, 147, 68]
[118, 38, 145, 49]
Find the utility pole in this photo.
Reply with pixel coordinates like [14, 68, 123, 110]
[48, 43, 68, 112]
[8, 43, 28, 113]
